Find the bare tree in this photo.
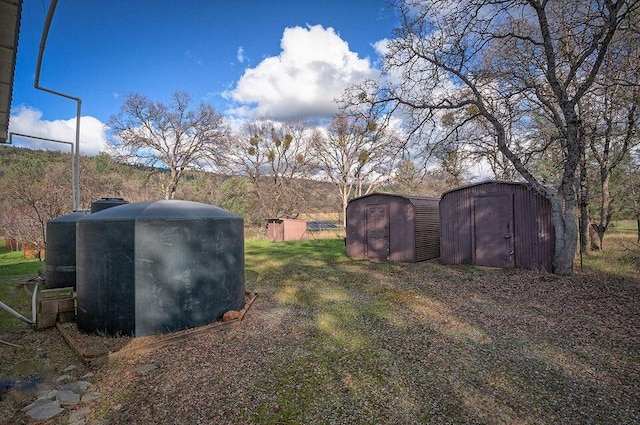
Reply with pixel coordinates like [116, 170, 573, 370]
[582, 34, 640, 248]
[223, 120, 317, 220]
[0, 157, 71, 257]
[348, 0, 637, 274]
[386, 157, 466, 196]
[109, 91, 228, 200]
[311, 113, 404, 226]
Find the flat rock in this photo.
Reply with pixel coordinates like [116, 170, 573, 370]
[81, 391, 101, 403]
[60, 380, 92, 394]
[22, 397, 53, 412]
[55, 374, 73, 384]
[25, 400, 64, 421]
[63, 365, 78, 373]
[81, 372, 95, 379]
[57, 390, 81, 406]
[48, 389, 58, 399]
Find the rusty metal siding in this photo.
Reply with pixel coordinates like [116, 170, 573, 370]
[439, 182, 554, 271]
[346, 193, 440, 262]
[346, 200, 366, 258]
[389, 197, 414, 262]
[513, 187, 555, 270]
[440, 192, 473, 265]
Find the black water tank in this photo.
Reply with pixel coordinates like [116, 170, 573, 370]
[45, 210, 90, 289]
[90, 197, 128, 213]
[76, 200, 245, 336]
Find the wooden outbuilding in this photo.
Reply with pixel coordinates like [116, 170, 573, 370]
[266, 218, 308, 241]
[439, 181, 555, 271]
[346, 193, 440, 262]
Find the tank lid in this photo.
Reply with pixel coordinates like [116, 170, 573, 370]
[79, 200, 241, 221]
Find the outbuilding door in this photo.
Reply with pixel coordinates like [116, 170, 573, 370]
[268, 221, 284, 241]
[473, 195, 514, 268]
[366, 204, 389, 260]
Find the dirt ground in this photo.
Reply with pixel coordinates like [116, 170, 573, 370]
[1, 257, 639, 424]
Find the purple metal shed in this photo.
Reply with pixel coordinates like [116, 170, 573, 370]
[346, 193, 440, 262]
[439, 181, 554, 271]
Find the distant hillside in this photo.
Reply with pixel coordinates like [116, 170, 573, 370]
[0, 146, 341, 226]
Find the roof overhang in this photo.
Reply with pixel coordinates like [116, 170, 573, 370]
[0, 0, 23, 144]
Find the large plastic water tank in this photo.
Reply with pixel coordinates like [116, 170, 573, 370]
[90, 197, 128, 213]
[45, 210, 90, 289]
[76, 200, 245, 336]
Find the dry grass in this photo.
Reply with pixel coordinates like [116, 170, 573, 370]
[2, 238, 639, 424]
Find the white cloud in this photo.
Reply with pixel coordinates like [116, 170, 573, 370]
[236, 46, 245, 63]
[372, 38, 389, 57]
[225, 24, 378, 121]
[8, 106, 109, 156]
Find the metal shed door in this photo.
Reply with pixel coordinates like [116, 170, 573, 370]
[366, 204, 389, 260]
[473, 195, 514, 268]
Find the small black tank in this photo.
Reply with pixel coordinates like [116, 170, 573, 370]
[44, 210, 90, 289]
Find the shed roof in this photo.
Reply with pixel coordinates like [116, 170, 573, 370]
[440, 180, 541, 198]
[347, 192, 439, 205]
[0, 0, 22, 144]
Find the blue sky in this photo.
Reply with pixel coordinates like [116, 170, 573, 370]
[9, 0, 398, 155]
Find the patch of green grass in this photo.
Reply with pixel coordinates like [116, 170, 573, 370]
[607, 220, 639, 233]
[581, 233, 639, 278]
[0, 249, 43, 277]
[245, 238, 346, 266]
[0, 248, 42, 331]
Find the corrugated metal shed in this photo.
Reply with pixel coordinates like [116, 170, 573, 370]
[346, 193, 440, 262]
[266, 218, 308, 241]
[439, 181, 554, 271]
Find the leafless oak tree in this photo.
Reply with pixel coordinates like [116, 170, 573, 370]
[223, 120, 317, 219]
[0, 158, 70, 257]
[109, 91, 228, 200]
[311, 113, 404, 226]
[348, 0, 638, 274]
[582, 25, 640, 249]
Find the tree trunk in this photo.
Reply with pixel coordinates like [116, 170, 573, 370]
[164, 168, 181, 200]
[341, 188, 349, 228]
[589, 223, 602, 250]
[550, 189, 578, 275]
[594, 171, 612, 249]
[579, 149, 590, 253]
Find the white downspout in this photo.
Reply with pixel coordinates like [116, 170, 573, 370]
[34, 0, 82, 211]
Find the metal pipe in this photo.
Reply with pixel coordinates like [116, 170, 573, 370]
[0, 300, 35, 325]
[34, 0, 82, 211]
[9, 132, 75, 207]
[31, 283, 38, 324]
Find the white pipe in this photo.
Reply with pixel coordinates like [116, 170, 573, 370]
[0, 300, 35, 325]
[34, 0, 82, 211]
[32, 284, 38, 324]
